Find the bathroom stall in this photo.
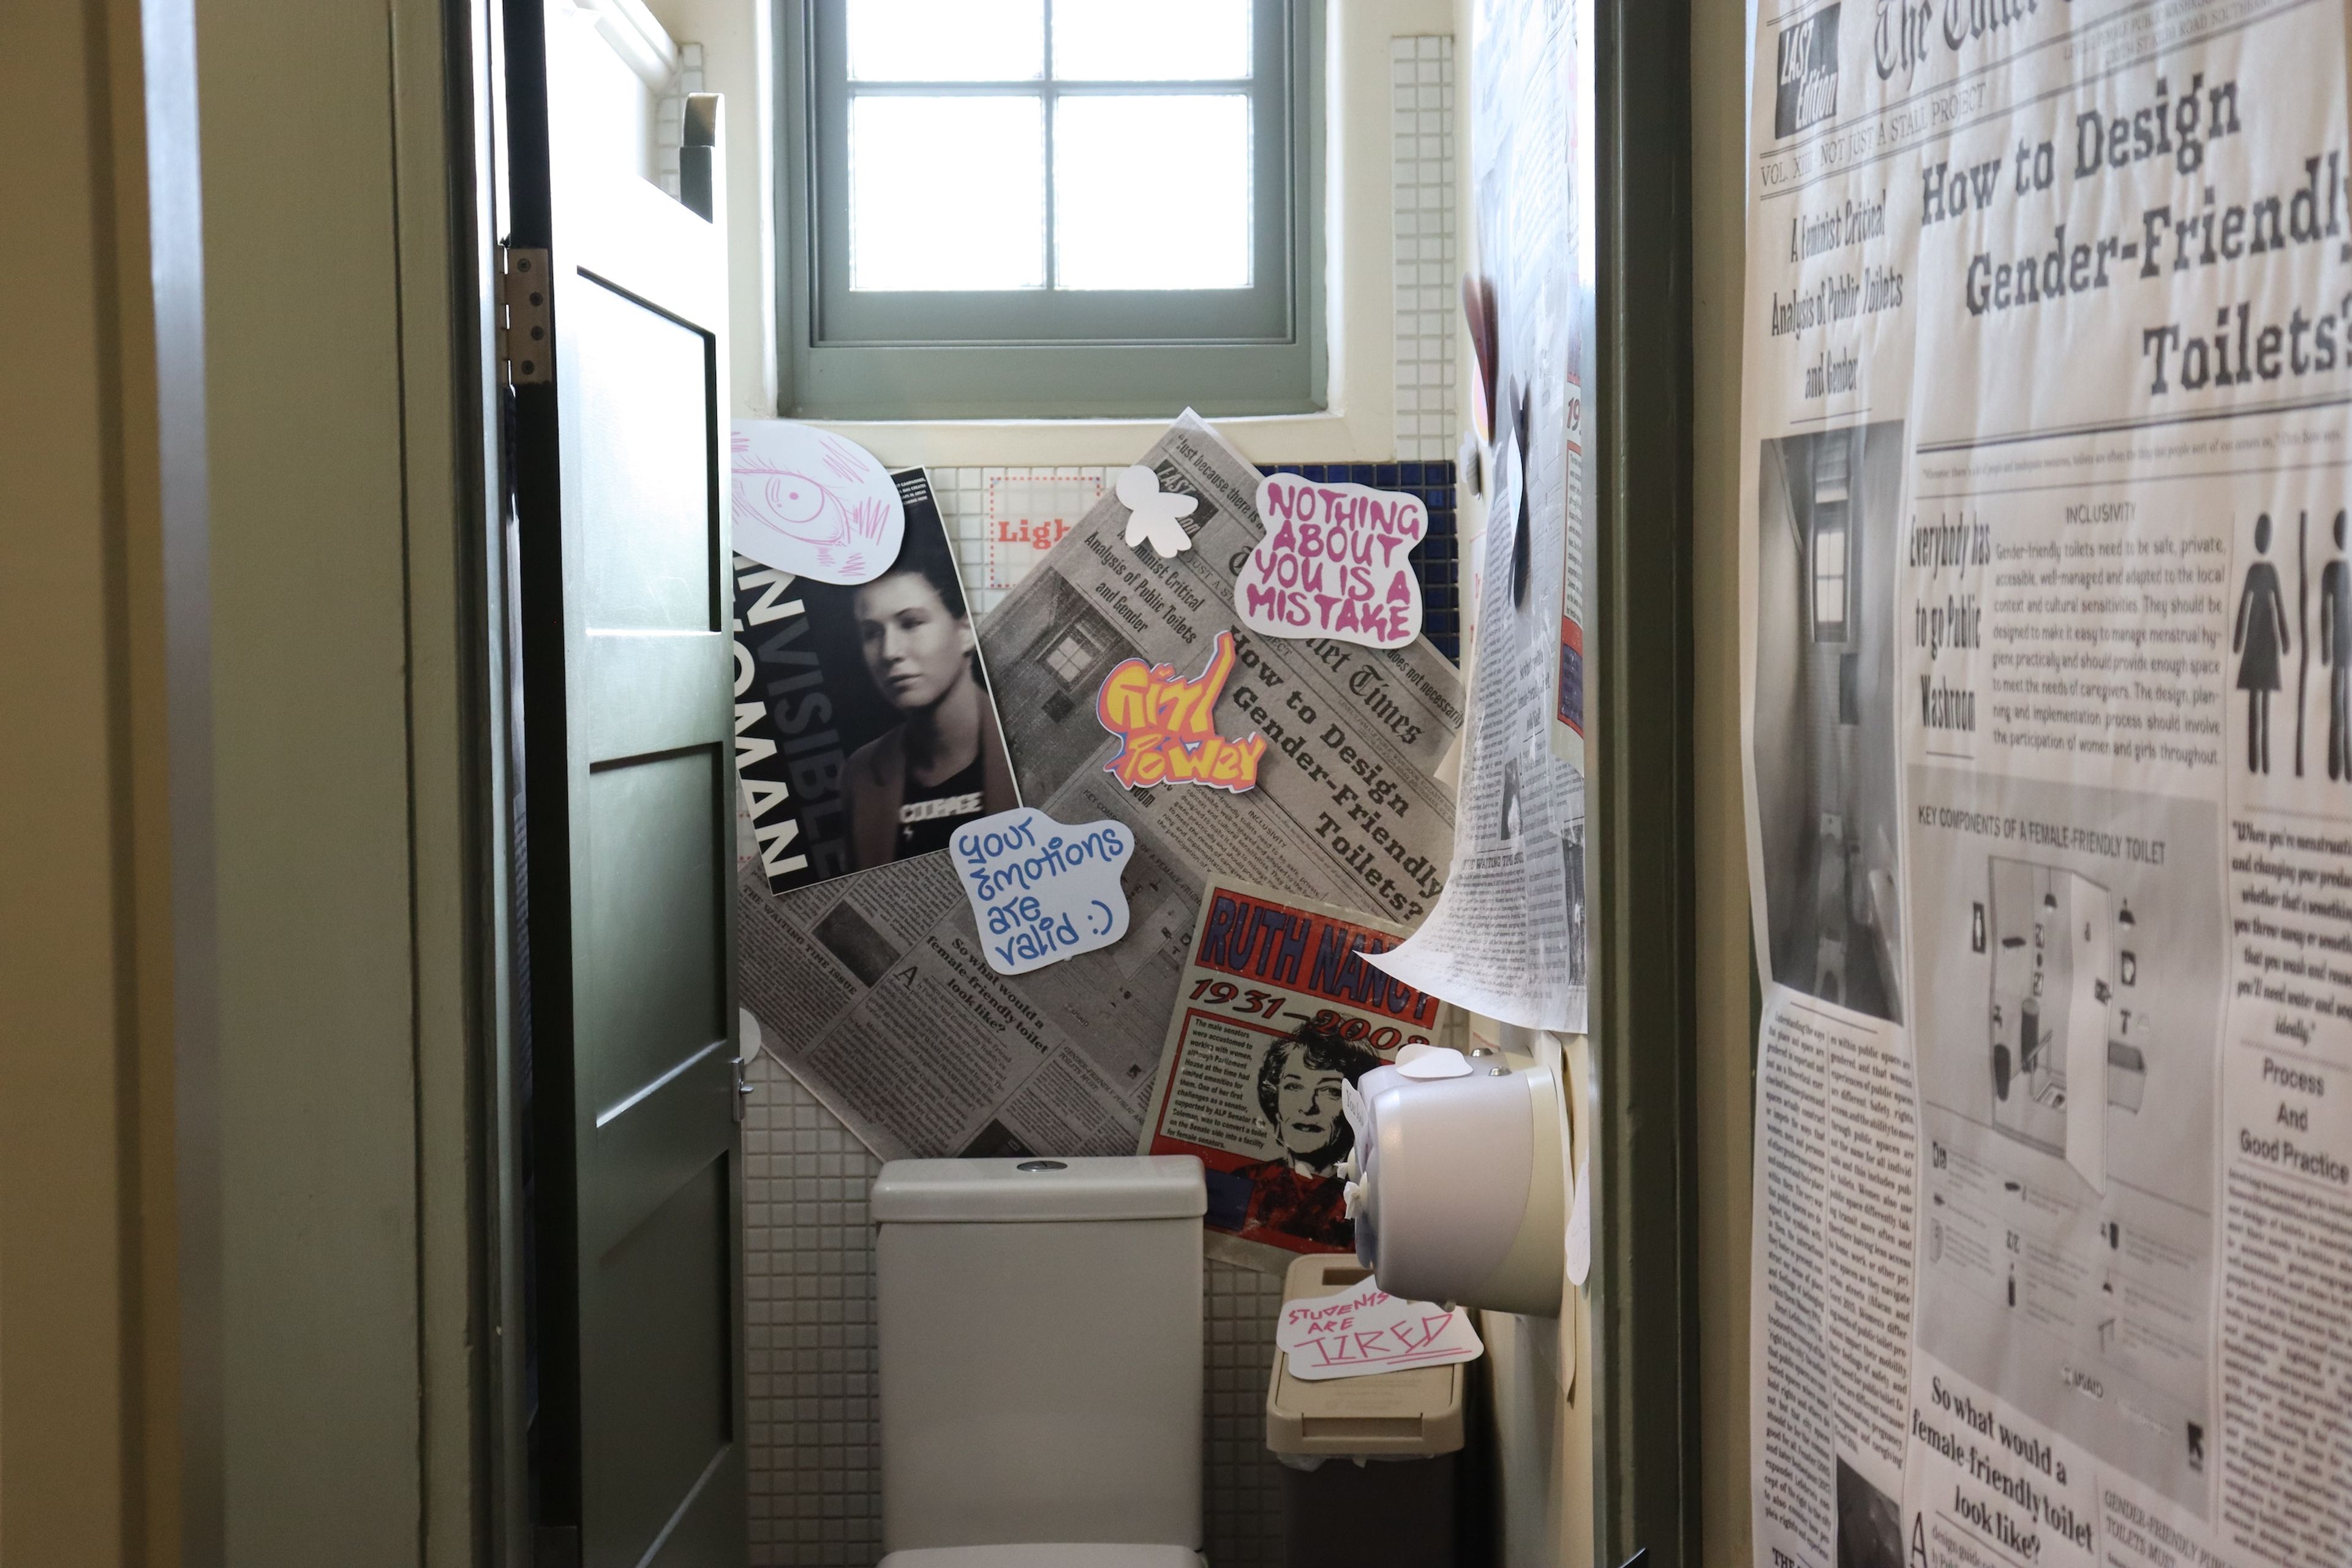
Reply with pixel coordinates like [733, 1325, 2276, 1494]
[141, 0, 1702, 1562]
[1, 0, 1724, 1559]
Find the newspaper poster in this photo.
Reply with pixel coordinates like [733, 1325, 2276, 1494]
[1138, 879, 1453, 1267]
[1364, 0, 1591, 1033]
[1741, 7, 2352, 1568]
[738, 414, 1466, 1175]
[733, 469, 1020, 895]
[1547, 0, 1595, 775]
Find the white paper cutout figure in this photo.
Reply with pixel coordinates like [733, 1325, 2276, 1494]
[951, 806, 1135, 976]
[1117, 463, 1199, 558]
[731, 420, 905, 585]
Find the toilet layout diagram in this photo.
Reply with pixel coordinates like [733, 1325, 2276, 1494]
[1907, 782, 2221, 1512]
[1986, 857, 2152, 1193]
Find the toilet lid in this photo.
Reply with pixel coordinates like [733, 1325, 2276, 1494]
[878, 1547, 1202, 1568]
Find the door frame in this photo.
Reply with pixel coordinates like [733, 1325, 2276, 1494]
[366, 0, 536, 1559]
[386, 0, 527, 1558]
[454, 0, 536, 1561]
[1589, 2, 1704, 1567]
[121, 0, 522, 1558]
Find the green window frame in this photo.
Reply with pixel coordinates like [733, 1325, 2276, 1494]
[778, 0, 1325, 420]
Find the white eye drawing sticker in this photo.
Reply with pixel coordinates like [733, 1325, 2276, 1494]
[1117, 464, 1200, 559]
[731, 420, 905, 586]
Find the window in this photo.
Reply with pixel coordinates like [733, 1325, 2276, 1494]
[1809, 435, 1852, 643]
[784, 0, 1323, 419]
[1810, 515, 1846, 639]
[1045, 622, 1110, 687]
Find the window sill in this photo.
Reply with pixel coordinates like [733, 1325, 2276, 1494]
[800, 404, 1393, 469]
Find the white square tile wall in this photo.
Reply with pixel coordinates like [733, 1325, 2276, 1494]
[743, 35, 1456, 1565]
[927, 467, 1114, 617]
[1392, 37, 1460, 461]
[1203, 1262, 1290, 1568]
[745, 1053, 883, 1566]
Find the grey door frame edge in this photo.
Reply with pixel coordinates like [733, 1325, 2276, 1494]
[443, 0, 530, 1559]
[1590, 2, 1703, 1567]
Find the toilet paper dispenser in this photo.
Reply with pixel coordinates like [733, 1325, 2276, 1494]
[1340, 1047, 1567, 1317]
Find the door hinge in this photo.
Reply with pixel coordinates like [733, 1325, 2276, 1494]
[497, 246, 553, 386]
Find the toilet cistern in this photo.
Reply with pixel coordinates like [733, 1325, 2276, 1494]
[872, 1155, 1209, 1568]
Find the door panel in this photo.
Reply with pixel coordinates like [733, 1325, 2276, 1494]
[507, 0, 744, 1562]
[582, 750, 725, 1117]
[586, 633, 731, 758]
[584, 1156, 734, 1561]
[585, 1044, 736, 1264]
[575, 279, 718, 633]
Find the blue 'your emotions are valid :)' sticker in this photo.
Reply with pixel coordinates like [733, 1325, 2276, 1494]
[952, 806, 1135, 976]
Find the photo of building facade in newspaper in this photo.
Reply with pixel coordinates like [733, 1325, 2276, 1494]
[732, 469, 1019, 896]
[1140, 880, 1450, 1264]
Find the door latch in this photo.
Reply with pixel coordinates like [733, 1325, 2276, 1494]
[497, 246, 553, 386]
[733, 1054, 754, 1123]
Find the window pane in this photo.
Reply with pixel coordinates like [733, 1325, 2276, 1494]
[1052, 0, 1251, 80]
[850, 97, 1045, 290]
[847, 0, 1042, 81]
[1054, 96, 1250, 290]
[1814, 528, 1845, 578]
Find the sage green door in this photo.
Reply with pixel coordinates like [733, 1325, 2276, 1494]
[510, 4, 744, 1562]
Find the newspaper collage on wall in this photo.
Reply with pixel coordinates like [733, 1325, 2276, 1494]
[731, 0, 1593, 1276]
[1740, 6, 2352, 1568]
[734, 416, 1472, 1240]
[1370, 0, 1593, 1035]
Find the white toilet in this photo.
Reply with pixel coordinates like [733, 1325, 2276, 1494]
[872, 1155, 1208, 1567]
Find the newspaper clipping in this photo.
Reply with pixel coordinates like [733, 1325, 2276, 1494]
[1139, 878, 1453, 1268]
[1742, 6, 2352, 1568]
[1367, 0, 1591, 1033]
[739, 415, 1468, 1180]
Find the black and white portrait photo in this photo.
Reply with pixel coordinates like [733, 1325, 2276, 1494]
[734, 470, 1019, 894]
